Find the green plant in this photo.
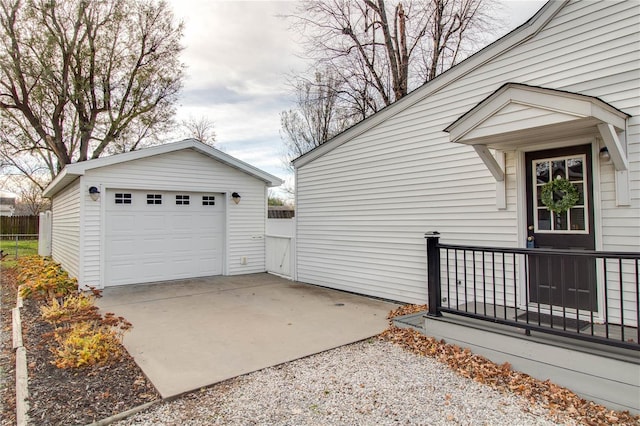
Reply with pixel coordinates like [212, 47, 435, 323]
[540, 177, 580, 213]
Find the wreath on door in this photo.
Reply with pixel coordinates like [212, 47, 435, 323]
[540, 177, 580, 213]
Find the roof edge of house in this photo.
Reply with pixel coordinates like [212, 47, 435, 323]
[292, 0, 567, 169]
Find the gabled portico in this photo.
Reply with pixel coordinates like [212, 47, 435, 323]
[444, 83, 631, 206]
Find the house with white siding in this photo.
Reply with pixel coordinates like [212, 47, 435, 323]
[42, 139, 282, 288]
[0, 190, 16, 216]
[293, 0, 639, 411]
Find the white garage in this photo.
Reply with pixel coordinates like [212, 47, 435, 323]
[43, 139, 282, 288]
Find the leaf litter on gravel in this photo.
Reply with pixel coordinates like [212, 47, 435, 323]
[381, 304, 640, 426]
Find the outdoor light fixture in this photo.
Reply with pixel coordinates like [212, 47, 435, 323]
[231, 192, 241, 204]
[89, 186, 101, 201]
[599, 147, 611, 162]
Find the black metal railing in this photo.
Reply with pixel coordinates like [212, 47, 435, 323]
[425, 232, 640, 350]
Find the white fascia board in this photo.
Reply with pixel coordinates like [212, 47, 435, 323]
[190, 142, 284, 187]
[42, 168, 76, 198]
[293, 0, 567, 169]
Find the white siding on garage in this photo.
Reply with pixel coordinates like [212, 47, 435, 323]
[51, 178, 81, 279]
[295, 0, 640, 304]
[82, 148, 267, 286]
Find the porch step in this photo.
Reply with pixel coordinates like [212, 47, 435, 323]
[392, 312, 425, 331]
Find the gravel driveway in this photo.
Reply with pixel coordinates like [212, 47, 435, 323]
[116, 339, 567, 425]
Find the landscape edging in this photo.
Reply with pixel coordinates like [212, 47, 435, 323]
[84, 400, 160, 426]
[13, 289, 30, 426]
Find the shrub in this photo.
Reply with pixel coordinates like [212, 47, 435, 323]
[40, 293, 100, 325]
[17, 255, 133, 369]
[17, 256, 77, 300]
[51, 322, 124, 369]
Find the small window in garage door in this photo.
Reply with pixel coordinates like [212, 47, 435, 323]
[176, 195, 190, 205]
[114, 193, 132, 204]
[146, 194, 162, 205]
[202, 195, 215, 205]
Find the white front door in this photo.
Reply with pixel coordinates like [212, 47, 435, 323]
[105, 189, 224, 286]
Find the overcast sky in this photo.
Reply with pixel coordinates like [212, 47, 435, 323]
[167, 0, 548, 194]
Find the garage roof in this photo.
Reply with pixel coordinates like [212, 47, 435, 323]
[43, 139, 283, 198]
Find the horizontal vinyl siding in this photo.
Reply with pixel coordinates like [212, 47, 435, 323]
[296, 0, 639, 305]
[51, 179, 80, 278]
[81, 184, 101, 286]
[83, 149, 267, 286]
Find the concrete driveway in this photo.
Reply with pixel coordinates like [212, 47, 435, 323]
[96, 273, 398, 397]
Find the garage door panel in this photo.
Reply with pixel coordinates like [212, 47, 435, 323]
[105, 190, 224, 286]
[140, 215, 166, 231]
[141, 259, 166, 268]
[170, 260, 195, 275]
[172, 245, 193, 254]
[108, 214, 136, 233]
[140, 238, 168, 255]
[109, 264, 137, 280]
[170, 214, 193, 230]
[197, 253, 220, 265]
[109, 237, 136, 253]
[194, 215, 222, 230]
[198, 259, 220, 275]
[199, 235, 220, 245]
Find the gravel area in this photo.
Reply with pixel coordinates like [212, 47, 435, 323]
[117, 339, 567, 426]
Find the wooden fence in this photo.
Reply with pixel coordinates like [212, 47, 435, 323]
[268, 208, 295, 219]
[0, 215, 39, 235]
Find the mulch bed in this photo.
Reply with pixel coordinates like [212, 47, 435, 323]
[1, 266, 160, 425]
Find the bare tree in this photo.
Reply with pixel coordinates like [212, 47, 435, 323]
[0, 130, 55, 188]
[0, 0, 184, 179]
[180, 116, 217, 146]
[281, 70, 351, 166]
[0, 173, 49, 214]
[288, 0, 495, 117]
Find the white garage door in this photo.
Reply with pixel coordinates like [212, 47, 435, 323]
[105, 189, 224, 286]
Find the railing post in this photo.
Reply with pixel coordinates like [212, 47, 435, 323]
[425, 232, 442, 317]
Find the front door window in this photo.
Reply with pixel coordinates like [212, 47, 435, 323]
[533, 155, 587, 232]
